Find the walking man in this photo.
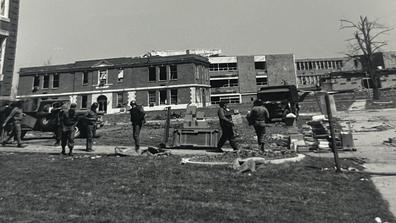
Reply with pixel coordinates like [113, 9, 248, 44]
[248, 99, 269, 151]
[61, 103, 79, 156]
[129, 100, 145, 154]
[2, 101, 25, 147]
[217, 101, 239, 152]
[85, 102, 98, 152]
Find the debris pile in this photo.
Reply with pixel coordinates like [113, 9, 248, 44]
[383, 138, 396, 147]
[297, 115, 356, 152]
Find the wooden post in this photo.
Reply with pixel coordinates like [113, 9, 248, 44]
[325, 94, 341, 173]
[164, 106, 171, 145]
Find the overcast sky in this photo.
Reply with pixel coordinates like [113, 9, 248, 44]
[15, 0, 396, 70]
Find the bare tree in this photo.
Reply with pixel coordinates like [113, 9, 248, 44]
[340, 16, 392, 100]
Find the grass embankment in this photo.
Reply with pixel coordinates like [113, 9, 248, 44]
[0, 153, 393, 222]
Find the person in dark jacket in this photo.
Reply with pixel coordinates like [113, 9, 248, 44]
[51, 102, 63, 146]
[129, 100, 145, 154]
[85, 102, 98, 152]
[217, 101, 239, 152]
[248, 99, 269, 151]
[61, 103, 79, 156]
[2, 101, 25, 147]
[0, 103, 11, 144]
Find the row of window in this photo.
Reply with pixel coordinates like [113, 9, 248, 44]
[148, 89, 178, 106]
[148, 65, 178, 82]
[33, 74, 60, 89]
[209, 62, 267, 72]
[209, 77, 268, 88]
[296, 60, 343, 71]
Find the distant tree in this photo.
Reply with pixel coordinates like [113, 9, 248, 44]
[340, 16, 392, 100]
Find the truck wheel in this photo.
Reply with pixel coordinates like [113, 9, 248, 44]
[74, 126, 81, 138]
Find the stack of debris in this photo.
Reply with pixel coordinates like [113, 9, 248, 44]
[296, 115, 355, 153]
[383, 137, 396, 147]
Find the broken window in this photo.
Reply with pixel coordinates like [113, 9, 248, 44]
[159, 90, 167, 105]
[33, 76, 40, 88]
[117, 69, 124, 82]
[43, 75, 50, 89]
[0, 0, 8, 18]
[82, 72, 89, 85]
[170, 89, 178, 105]
[170, 65, 177, 80]
[159, 66, 167, 81]
[98, 70, 108, 86]
[149, 67, 156, 82]
[255, 62, 266, 70]
[148, 91, 156, 106]
[52, 73, 59, 88]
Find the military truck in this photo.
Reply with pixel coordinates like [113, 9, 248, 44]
[257, 85, 309, 122]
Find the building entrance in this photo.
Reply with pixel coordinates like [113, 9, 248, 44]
[97, 95, 108, 113]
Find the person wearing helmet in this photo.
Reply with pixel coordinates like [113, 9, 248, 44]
[216, 101, 239, 152]
[51, 102, 64, 146]
[85, 102, 98, 152]
[61, 103, 79, 156]
[129, 100, 145, 154]
[2, 101, 25, 147]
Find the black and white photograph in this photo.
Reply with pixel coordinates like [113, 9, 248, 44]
[1, 0, 396, 222]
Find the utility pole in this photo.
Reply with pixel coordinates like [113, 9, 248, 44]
[325, 93, 341, 173]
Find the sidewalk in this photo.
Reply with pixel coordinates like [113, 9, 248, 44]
[0, 144, 228, 156]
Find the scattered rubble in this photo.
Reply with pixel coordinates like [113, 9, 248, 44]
[383, 138, 396, 147]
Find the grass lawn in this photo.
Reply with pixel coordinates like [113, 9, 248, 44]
[0, 152, 394, 222]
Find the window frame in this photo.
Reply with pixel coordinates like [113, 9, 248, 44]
[81, 95, 88, 109]
[159, 66, 167, 81]
[148, 90, 156, 106]
[52, 73, 60, 88]
[170, 89, 178, 105]
[148, 67, 156, 82]
[116, 92, 124, 108]
[170, 65, 178, 80]
[82, 72, 89, 85]
[159, 89, 167, 105]
[98, 69, 108, 86]
[0, 0, 9, 19]
[42, 75, 50, 89]
[0, 36, 6, 79]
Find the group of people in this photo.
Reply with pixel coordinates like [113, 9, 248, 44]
[1, 98, 270, 155]
[216, 99, 269, 152]
[56, 102, 99, 156]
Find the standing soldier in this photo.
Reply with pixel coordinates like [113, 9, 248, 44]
[2, 101, 25, 147]
[248, 99, 269, 151]
[129, 100, 145, 154]
[85, 102, 98, 152]
[216, 101, 239, 152]
[61, 103, 79, 156]
[0, 102, 11, 144]
[51, 102, 63, 146]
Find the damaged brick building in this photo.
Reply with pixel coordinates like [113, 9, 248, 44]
[18, 55, 211, 113]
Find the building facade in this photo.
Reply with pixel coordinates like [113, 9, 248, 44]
[0, 0, 19, 100]
[208, 54, 297, 104]
[18, 55, 211, 113]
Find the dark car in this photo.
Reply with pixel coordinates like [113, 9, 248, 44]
[19, 99, 104, 138]
[257, 85, 309, 122]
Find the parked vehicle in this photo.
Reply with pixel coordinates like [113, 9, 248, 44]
[19, 99, 104, 138]
[257, 85, 309, 122]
